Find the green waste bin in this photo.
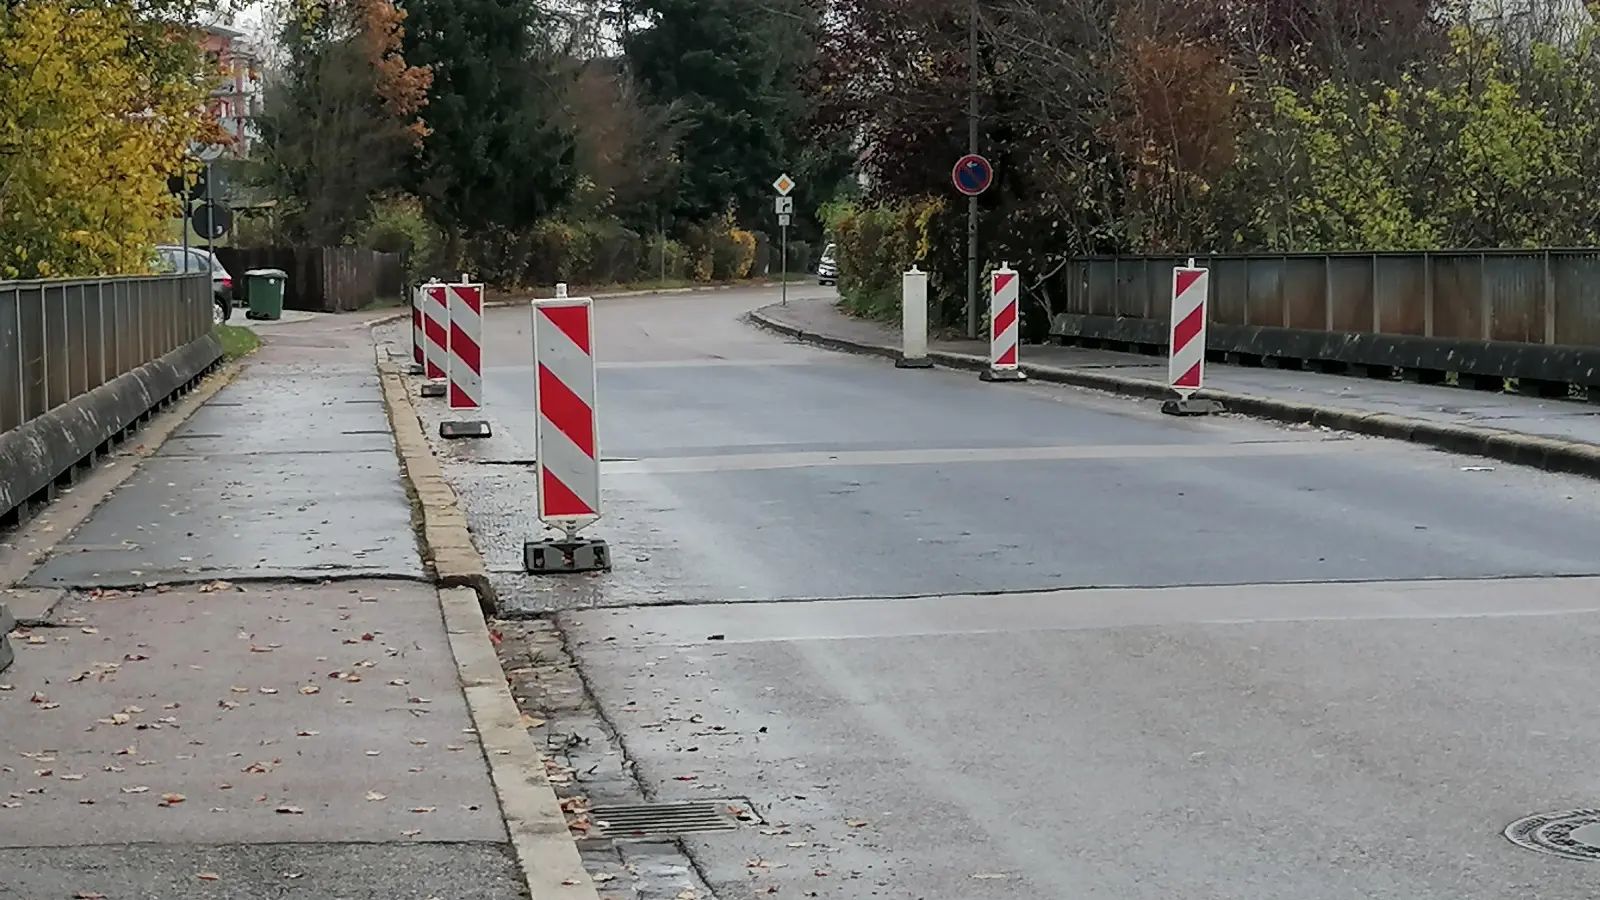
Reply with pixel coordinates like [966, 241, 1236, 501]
[244, 268, 288, 321]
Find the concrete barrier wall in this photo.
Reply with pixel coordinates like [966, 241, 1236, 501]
[0, 275, 223, 526]
[1049, 251, 1600, 395]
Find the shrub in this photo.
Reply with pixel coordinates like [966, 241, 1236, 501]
[828, 198, 944, 320]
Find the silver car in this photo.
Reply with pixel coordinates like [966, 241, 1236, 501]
[816, 242, 837, 286]
[154, 245, 234, 324]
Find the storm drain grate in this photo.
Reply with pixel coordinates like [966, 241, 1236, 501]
[589, 799, 755, 839]
[1505, 809, 1600, 861]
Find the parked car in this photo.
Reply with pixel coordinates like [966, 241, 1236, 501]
[154, 245, 234, 324]
[816, 242, 837, 286]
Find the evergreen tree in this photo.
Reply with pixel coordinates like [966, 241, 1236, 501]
[623, 0, 811, 226]
[400, 0, 577, 246]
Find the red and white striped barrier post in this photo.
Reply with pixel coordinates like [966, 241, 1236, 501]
[439, 282, 491, 439]
[980, 262, 1026, 382]
[409, 285, 425, 374]
[419, 281, 449, 397]
[1162, 259, 1221, 416]
[525, 294, 610, 573]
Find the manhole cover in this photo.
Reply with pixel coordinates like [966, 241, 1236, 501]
[1505, 809, 1600, 861]
[589, 799, 757, 839]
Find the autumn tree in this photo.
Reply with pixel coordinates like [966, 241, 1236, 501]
[0, 0, 215, 278]
[252, 0, 432, 244]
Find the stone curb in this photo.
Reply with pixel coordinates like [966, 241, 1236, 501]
[373, 351, 602, 900]
[484, 280, 786, 309]
[747, 307, 1600, 480]
[375, 357, 497, 612]
[440, 586, 602, 900]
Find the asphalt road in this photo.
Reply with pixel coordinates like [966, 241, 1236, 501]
[401, 286, 1600, 898]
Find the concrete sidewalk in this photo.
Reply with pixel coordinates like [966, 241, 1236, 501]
[753, 297, 1600, 474]
[0, 313, 527, 899]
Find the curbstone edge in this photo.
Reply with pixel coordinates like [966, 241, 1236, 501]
[372, 350, 602, 900]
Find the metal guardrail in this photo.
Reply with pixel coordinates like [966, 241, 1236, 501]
[0, 274, 213, 435]
[1055, 250, 1600, 346]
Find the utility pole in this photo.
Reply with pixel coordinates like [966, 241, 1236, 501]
[965, 0, 980, 339]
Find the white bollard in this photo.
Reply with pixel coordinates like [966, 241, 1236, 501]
[896, 265, 932, 369]
[555, 282, 568, 299]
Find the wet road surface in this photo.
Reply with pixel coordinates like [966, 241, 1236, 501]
[386, 286, 1600, 899]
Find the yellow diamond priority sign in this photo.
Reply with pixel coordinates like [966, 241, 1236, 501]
[772, 173, 795, 196]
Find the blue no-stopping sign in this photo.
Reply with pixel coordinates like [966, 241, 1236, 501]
[953, 154, 993, 196]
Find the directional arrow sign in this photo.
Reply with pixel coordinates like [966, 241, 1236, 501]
[772, 173, 796, 196]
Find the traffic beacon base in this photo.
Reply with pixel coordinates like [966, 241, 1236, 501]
[408, 363, 426, 376]
[439, 420, 492, 439]
[980, 367, 1026, 382]
[896, 356, 934, 369]
[1161, 396, 1223, 416]
[419, 381, 446, 398]
[524, 534, 611, 574]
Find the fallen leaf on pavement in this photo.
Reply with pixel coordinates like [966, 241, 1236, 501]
[81, 627, 98, 635]
[846, 819, 868, 828]
[298, 685, 320, 695]
[409, 738, 427, 746]
[389, 678, 407, 686]
[230, 686, 248, 693]
[196, 872, 219, 881]
[124, 653, 148, 661]
[59, 774, 84, 782]
[121, 786, 148, 794]
[365, 791, 386, 801]
[160, 793, 186, 806]
[275, 806, 304, 815]
[296, 730, 319, 737]
[115, 746, 135, 756]
[401, 829, 422, 837]
[365, 750, 380, 756]
[592, 873, 616, 883]
[258, 687, 278, 695]
[520, 714, 545, 728]
[218, 700, 240, 710]
[78, 799, 95, 805]
[410, 806, 436, 813]
[248, 645, 273, 653]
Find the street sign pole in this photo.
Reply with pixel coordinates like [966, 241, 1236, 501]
[204, 161, 214, 265]
[966, 0, 979, 340]
[773, 174, 796, 307]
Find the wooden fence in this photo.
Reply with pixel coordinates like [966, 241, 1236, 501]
[213, 247, 406, 312]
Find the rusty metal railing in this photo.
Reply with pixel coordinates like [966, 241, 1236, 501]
[0, 274, 213, 435]
[1054, 250, 1600, 346]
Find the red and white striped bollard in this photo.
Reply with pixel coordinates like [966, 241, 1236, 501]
[439, 282, 491, 438]
[1162, 259, 1221, 416]
[525, 294, 610, 573]
[980, 263, 1026, 382]
[419, 282, 449, 397]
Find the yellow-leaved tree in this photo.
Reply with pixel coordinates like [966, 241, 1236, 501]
[0, 1, 214, 279]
